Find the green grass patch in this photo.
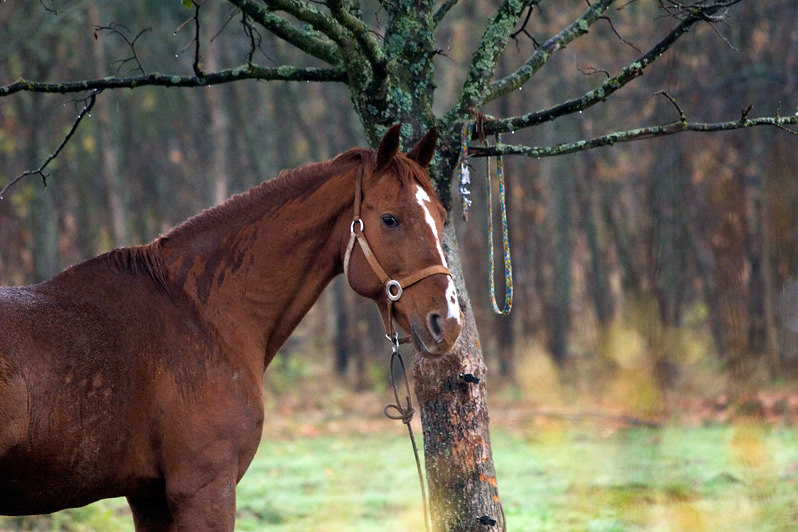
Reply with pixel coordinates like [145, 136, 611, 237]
[2, 425, 796, 531]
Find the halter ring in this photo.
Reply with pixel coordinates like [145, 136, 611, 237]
[350, 218, 364, 235]
[385, 280, 403, 301]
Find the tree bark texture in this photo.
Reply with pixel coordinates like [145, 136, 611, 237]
[413, 224, 504, 532]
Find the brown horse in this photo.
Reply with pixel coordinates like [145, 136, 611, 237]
[0, 125, 461, 530]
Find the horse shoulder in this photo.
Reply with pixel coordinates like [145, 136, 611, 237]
[0, 342, 28, 460]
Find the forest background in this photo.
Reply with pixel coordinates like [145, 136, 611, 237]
[1, 1, 798, 529]
[2, 0, 797, 401]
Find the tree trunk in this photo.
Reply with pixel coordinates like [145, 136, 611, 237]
[202, 2, 231, 206]
[549, 167, 574, 366]
[413, 223, 504, 532]
[88, 5, 128, 247]
[746, 136, 780, 376]
[343, 0, 506, 520]
[29, 98, 58, 282]
[575, 149, 615, 327]
[332, 277, 352, 375]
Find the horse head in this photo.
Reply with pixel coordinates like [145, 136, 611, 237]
[344, 125, 462, 357]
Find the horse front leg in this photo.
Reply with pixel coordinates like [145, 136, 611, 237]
[127, 495, 175, 532]
[164, 467, 238, 531]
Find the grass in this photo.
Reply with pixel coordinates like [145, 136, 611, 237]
[496, 423, 798, 531]
[2, 420, 797, 531]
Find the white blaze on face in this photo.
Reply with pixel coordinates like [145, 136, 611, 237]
[414, 184, 461, 323]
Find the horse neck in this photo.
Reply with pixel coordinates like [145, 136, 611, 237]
[158, 157, 362, 372]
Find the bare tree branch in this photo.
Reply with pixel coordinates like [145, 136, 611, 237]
[227, 0, 340, 64]
[192, 0, 204, 76]
[485, 0, 615, 103]
[484, 3, 725, 135]
[264, 0, 351, 52]
[239, 12, 270, 64]
[596, 14, 641, 53]
[659, 0, 743, 22]
[470, 113, 798, 159]
[446, 0, 538, 121]
[327, 0, 385, 73]
[39, 0, 62, 15]
[655, 90, 687, 122]
[0, 63, 346, 97]
[0, 91, 99, 199]
[94, 23, 152, 76]
[433, 0, 460, 28]
[510, 4, 540, 47]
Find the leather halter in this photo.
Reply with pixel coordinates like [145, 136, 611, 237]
[344, 163, 452, 345]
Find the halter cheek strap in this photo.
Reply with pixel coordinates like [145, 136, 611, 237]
[343, 164, 452, 345]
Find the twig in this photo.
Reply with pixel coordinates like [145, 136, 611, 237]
[39, 0, 62, 15]
[655, 90, 686, 123]
[211, 5, 239, 45]
[772, 101, 798, 135]
[484, 0, 615, 104]
[227, 0, 340, 65]
[484, 5, 716, 134]
[448, 0, 544, 119]
[0, 91, 99, 200]
[597, 15, 641, 52]
[510, 5, 540, 48]
[95, 23, 152, 76]
[577, 65, 610, 78]
[240, 12, 268, 65]
[192, 0, 204, 77]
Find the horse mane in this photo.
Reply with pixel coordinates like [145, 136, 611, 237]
[167, 148, 370, 240]
[104, 148, 370, 290]
[102, 145, 440, 291]
[106, 245, 170, 292]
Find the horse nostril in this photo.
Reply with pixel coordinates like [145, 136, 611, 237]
[428, 313, 443, 343]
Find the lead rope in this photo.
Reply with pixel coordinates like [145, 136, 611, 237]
[458, 118, 513, 315]
[383, 335, 431, 532]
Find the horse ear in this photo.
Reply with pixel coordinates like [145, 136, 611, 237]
[407, 127, 437, 169]
[376, 124, 402, 170]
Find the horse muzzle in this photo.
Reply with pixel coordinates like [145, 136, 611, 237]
[411, 310, 462, 357]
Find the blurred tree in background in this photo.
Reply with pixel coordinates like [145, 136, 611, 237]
[1, 1, 797, 530]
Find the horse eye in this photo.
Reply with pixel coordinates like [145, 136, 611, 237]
[381, 214, 400, 228]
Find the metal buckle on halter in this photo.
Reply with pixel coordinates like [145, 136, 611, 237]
[350, 218, 364, 235]
[386, 331, 401, 353]
[385, 280, 403, 301]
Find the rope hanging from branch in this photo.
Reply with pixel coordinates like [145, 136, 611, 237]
[457, 118, 513, 315]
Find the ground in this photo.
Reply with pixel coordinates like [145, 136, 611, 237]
[2, 355, 797, 531]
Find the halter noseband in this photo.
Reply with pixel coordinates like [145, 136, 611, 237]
[343, 163, 452, 346]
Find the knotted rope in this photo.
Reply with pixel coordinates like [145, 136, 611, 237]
[383, 338, 431, 532]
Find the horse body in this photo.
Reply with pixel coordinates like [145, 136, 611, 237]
[0, 270, 215, 514]
[0, 221, 282, 521]
[0, 127, 461, 529]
